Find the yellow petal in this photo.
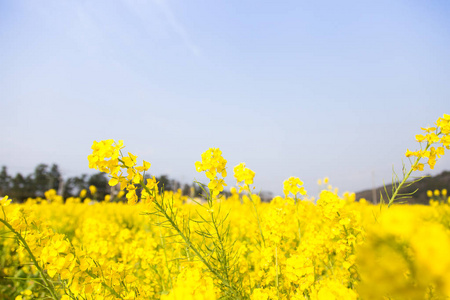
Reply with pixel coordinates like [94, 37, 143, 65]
[109, 177, 119, 186]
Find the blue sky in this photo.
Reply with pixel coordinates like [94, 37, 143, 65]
[1, 0, 449, 197]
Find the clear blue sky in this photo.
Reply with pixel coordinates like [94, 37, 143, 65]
[1, 0, 449, 197]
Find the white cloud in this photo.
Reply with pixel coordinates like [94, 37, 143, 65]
[120, 0, 201, 57]
[153, 0, 201, 56]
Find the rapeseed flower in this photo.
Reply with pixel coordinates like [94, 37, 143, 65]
[283, 177, 307, 198]
[233, 162, 255, 192]
[0, 195, 11, 206]
[195, 148, 227, 196]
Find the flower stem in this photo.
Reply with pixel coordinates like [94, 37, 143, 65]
[388, 144, 430, 207]
[0, 217, 59, 300]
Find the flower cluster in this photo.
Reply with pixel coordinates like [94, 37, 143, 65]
[1, 195, 11, 206]
[88, 140, 153, 205]
[283, 176, 307, 198]
[195, 148, 227, 196]
[426, 188, 450, 206]
[357, 206, 450, 298]
[0, 188, 366, 299]
[87, 139, 123, 174]
[3, 182, 450, 299]
[233, 162, 255, 193]
[2, 113, 450, 299]
[0, 196, 177, 299]
[405, 114, 450, 170]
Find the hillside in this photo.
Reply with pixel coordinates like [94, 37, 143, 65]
[355, 171, 450, 205]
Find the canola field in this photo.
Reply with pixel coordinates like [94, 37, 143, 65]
[1, 114, 450, 300]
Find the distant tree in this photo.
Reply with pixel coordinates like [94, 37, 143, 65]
[62, 178, 75, 198]
[0, 166, 11, 196]
[33, 164, 49, 196]
[182, 184, 191, 196]
[170, 179, 181, 192]
[12, 173, 25, 190]
[29, 163, 62, 197]
[48, 164, 61, 190]
[63, 174, 88, 198]
[193, 183, 204, 197]
[3, 165, 251, 202]
[260, 191, 274, 202]
[10, 173, 35, 201]
[87, 173, 109, 200]
[157, 175, 170, 191]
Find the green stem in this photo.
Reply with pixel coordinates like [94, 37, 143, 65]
[83, 263, 123, 299]
[145, 184, 234, 293]
[0, 217, 59, 300]
[275, 245, 280, 300]
[210, 210, 234, 294]
[295, 196, 301, 244]
[388, 143, 430, 207]
[247, 190, 265, 247]
[89, 271, 123, 299]
[157, 215, 171, 290]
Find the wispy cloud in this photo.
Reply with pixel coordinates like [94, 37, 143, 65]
[121, 0, 201, 57]
[153, 0, 201, 57]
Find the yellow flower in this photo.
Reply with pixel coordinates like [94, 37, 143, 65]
[79, 189, 87, 198]
[315, 280, 357, 300]
[283, 177, 307, 198]
[233, 163, 256, 192]
[412, 163, 424, 171]
[425, 132, 440, 144]
[440, 135, 450, 148]
[196, 148, 227, 196]
[415, 134, 426, 142]
[89, 185, 97, 195]
[145, 177, 159, 190]
[122, 152, 137, 168]
[208, 178, 227, 196]
[136, 160, 151, 172]
[109, 177, 119, 186]
[233, 163, 255, 185]
[0, 195, 12, 207]
[88, 139, 123, 174]
[126, 184, 138, 205]
[405, 149, 415, 157]
[421, 126, 436, 133]
[251, 288, 270, 300]
[117, 190, 125, 198]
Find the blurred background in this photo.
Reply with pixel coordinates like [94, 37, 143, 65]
[1, 0, 449, 199]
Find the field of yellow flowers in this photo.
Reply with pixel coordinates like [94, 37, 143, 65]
[1, 114, 450, 300]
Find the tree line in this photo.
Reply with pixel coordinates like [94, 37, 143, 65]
[0, 164, 204, 202]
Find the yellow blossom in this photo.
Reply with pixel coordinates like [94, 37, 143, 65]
[283, 177, 307, 198]
[89, 185, 97, 196]
[0, 195, 11, 206]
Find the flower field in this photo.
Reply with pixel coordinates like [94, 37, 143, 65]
[1, 114, 450, 300]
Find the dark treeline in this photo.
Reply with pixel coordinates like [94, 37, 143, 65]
[0, 164, 204, 202]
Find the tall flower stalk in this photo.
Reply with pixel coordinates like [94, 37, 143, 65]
[0, 203, 59, 300]
[384, 114, 450, 207]
[88, 143, 246, 299]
